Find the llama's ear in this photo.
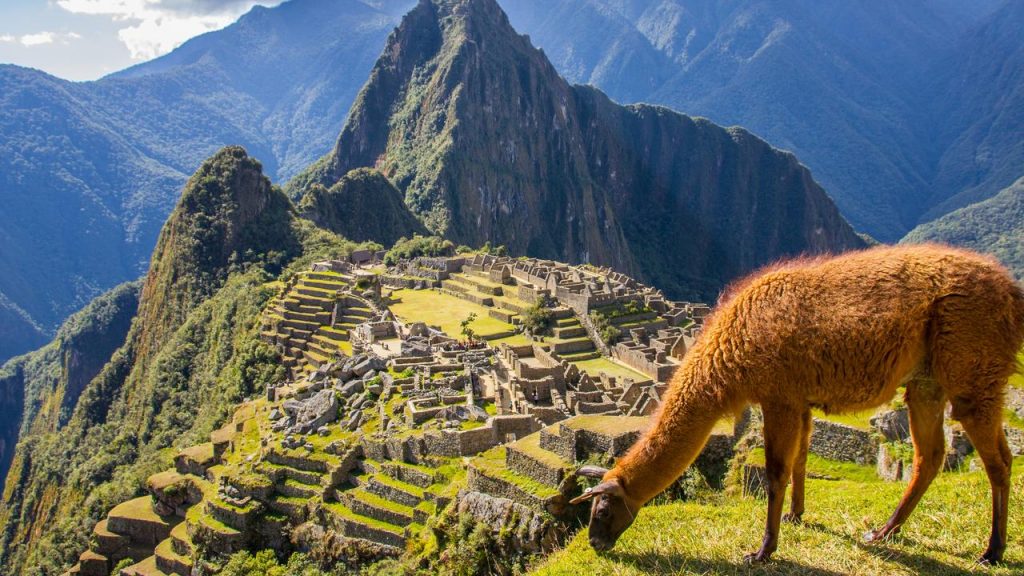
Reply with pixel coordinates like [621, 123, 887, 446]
[569, 480, 621, 505]
[576, 465, 609, 479]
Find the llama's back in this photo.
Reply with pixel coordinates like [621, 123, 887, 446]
[707, 244, 1024, 409]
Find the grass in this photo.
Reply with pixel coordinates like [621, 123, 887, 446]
[812, 408, 878, 431]
[572, 357, 648, 382]
[492, 333, 535, 347]
[389, 289, 515, 338]
[531, 457, 1024, 575]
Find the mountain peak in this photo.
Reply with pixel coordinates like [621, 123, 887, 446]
[292, 0, 864, 301]
[139, 146, 297, 352]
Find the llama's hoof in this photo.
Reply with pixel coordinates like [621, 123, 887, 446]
[863, 528, 891, 543]
[977, 548, 1003, 566]
[743, 550, 772, 564]
[782, 512, 803, 524]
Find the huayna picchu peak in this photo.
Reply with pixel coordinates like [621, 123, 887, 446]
[293, 0, 865, 301]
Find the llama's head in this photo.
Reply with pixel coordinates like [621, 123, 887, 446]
[570, 465, 638, 551]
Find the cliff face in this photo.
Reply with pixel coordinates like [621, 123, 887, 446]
[297, 0, 865, 300]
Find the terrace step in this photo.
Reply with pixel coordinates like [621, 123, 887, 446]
[316, 327, 350, 342]
[266, 495, 309, 523]
[93, 519, 129, 556]
[265, 449, 330, 473]
[380, 461, 436, 489]
[358, 474, 424, 508]
[322, 502, 407, 549]
[77, 550, 109, 576]
[107, 497, 177, 547]
[119, 555, 168, 576]
[341, 488, 415, 527]
[205, 496, 260, 531]
[154, 537, 192, 576]
[505, 432, 571, 486]
[169, 522, 193, 558]
[553, 325, 586, 339]
[277, 478, 320, 499]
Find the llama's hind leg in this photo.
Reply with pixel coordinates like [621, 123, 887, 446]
[784, 407, 812, 524]
[865, 380, 946, 542]
[952, 397, 1012, 565]
[745, 403, 803, 563]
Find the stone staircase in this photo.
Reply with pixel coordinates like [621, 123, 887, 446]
[547, 309, 600, 360]
[322, 457, 454, 552]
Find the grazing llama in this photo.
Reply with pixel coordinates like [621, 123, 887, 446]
[571, 244, 1024, 564]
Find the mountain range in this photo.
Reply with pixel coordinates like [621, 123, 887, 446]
[2, 0, 1023, 366]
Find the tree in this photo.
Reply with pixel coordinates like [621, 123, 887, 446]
[460, 313, 477, 342]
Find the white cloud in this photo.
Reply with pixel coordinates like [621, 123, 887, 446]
[20, 32, 56, 46]
[57, 0, 283, 60]
[0, 35, 15, 43]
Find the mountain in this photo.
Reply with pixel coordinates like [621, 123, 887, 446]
[297, 167, 428, 244]
[0, 147, 354, 575]
[294, 0, 865, 301]
[500, 0, 1007, 242]
[922, 0, 1024, 220]
[0, 0, 410, 364]
[0, 280, 140, 492]
[904, 177, 1024, 282]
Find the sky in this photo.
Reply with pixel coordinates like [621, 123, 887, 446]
[0, 0, 284, 81]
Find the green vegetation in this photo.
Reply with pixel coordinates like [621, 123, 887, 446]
[384, 235, 455, 265]
[521, 298, 554, 336]
[296, 168, 425, 246]
[589, 310, 622, 345]
[535, 457, 1024, 575]
[904, 177, 1024, 281]
[812, 408, 878, 431]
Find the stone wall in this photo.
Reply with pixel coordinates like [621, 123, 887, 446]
[810, 419, 878, 465]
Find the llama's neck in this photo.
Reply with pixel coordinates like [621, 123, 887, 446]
[610, 358, 733, 505]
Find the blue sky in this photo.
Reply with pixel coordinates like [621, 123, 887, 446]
[0, 0, 283, 81]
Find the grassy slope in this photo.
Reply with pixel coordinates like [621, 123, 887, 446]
[532, 458, 1024, 575]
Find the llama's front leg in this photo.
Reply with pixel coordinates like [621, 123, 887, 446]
[784, 408, 812, 524]
[865, 381, 945, 543]
[745, 404, 802, 563]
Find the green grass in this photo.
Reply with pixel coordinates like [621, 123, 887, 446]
[532, 457, 1024, 575]
[812, 408, 878, 431]
[572, 357, 648, 382]
[1009, 352, 1024, 390]
[492, 333, 534, 347]
[389, 288, 515, 338]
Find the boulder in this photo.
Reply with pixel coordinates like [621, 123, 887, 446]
[870, 409, 910, 442]
[876, 443, 911, 481]
[346, 410, 364, 431]
[944, 423, 973, 470]
[293, 390, 340, 434]
[340, 380, 364, 397]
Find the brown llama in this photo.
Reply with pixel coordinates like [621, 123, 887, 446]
[570, 244, 1024, 564]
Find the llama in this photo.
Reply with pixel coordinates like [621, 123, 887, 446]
[570, 244, 1024, 564]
